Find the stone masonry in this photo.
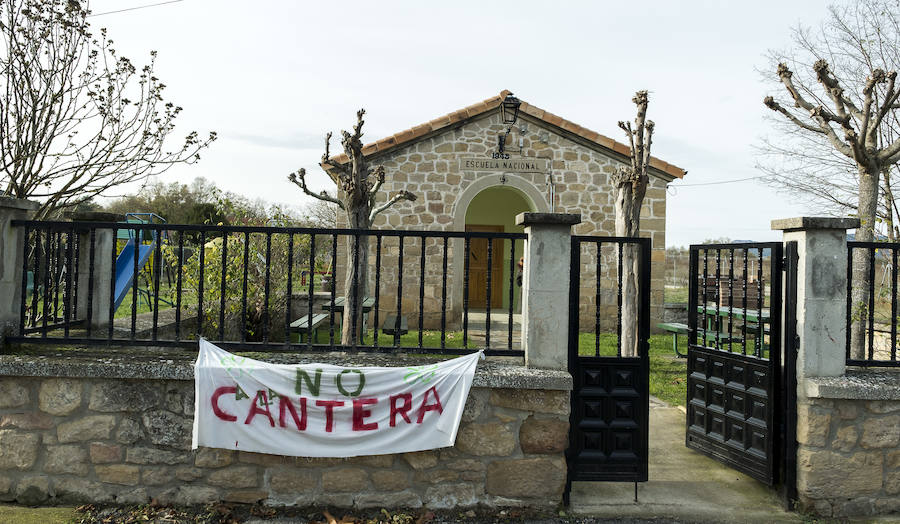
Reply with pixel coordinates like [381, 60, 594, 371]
[773, 217, 900, 519]
[331, 110, 672, 332]
[796, 396, 900, 517]
[0, 372, 570, 509]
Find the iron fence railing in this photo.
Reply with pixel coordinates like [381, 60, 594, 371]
[567, 235, 651, 359]
[688, 243, 780, 360]
[9, 220, 526, 356]
[847, 241, 900, 367]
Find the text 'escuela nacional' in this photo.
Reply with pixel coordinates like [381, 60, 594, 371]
[458, 157, 548, 173]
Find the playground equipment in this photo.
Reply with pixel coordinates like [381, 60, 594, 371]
[113, 213, 170, 310]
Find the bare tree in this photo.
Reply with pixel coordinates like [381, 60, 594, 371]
[303, 199, 338, 228]
[762, 1, 900, 359]
[0, 0, 216, 219]
[613, 90, 654, 358]
[759, 0, 900, 238]
[289, 109, 415, 345]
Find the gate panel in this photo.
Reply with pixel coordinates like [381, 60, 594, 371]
[686, 242, 783, 486]
[566, 236, 650, 493]
[570, 356, 647, 481]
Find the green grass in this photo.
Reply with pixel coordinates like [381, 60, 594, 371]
[665, 285, 689, 303]
[0, 504, 76, 524]
[577, 332, 687, 407]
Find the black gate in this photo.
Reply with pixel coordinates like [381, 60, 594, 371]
[565, 236, 651, 500]
[686, 242, 797, 493]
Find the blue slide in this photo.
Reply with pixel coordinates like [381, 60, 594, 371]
[113, 238, 156, 310]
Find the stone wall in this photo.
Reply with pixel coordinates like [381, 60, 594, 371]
[796, 373, 900, 518]
[333, 112, 670, 332]
[0, 371, 570, 509]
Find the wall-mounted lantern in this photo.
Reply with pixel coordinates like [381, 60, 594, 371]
[498, 93, 521, 153]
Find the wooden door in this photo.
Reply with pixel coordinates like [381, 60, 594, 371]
[466, 225, 504, 308]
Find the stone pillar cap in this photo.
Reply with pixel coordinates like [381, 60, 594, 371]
[0, 196, 39, 211]
[62, 211, 126, 222]
[515, 212, 581, 227]
[771, 217, 859, 232]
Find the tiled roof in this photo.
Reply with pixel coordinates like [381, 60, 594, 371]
[328, 90, 686, 179]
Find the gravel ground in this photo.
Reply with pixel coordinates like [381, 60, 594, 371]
[69, 504, 698, 524]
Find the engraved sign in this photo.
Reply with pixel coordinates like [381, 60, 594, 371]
[458, 157, 548, 173]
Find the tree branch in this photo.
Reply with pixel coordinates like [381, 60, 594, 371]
[369, 190, 415, 221]
[763, 96, 825, 134]
[287, 168, 345, 209]
[368, 165, 385, 209]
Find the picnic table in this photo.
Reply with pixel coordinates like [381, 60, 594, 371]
[657, 322, 744, 358]
[321, 296, 376, 313]
[321, 296, 376, 335]
[697, 305, 771, 352]
[697, 305, 770, 325]
[658, 306, 773, 357]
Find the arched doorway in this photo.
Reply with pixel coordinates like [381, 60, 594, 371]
[463, 185, 535, 311]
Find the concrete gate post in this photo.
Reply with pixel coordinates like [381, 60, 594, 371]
[516, 212, 581, 370]
[0, 197, 40, 344]
[69, 212, 123, 330]
[771, 217, 858, 379]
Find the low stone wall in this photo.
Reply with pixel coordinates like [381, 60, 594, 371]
[661, 303, 687, 325]
[796, 371, 900, 517]
[0, 354, 571, 509]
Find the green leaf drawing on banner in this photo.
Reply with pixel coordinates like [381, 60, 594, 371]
[403, 364, 439, 385]
[220, 355, 256, 378]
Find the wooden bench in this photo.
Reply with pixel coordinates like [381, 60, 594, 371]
[657, 322, 744, 358]
[382, 314, 408, 336]
[290, 313, 330, 343]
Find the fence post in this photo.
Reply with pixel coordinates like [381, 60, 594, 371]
[516, 212, 581, 370]
[0, 197, 39, 344]
[771, 217, 858, 378]
[68, 212, 123, 331]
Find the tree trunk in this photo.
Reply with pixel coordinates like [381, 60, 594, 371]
[884, 168, 895, 242]
[849, 164, 880, 360]
[341, 207, 370, 346]
[614, 181, 641, 358]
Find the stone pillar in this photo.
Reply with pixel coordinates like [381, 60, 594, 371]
[771, 217, 859, 379]
[516, 212, 581, 370]
[69, 212, 123, 330]
[0, 197, 39, 343]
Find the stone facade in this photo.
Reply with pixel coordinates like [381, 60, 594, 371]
[0, 375, 569, 509]
[796, 396, 900, 517]
[333, 111, 672, 333]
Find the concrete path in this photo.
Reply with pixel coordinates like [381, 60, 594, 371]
[568, 399, 802, 523]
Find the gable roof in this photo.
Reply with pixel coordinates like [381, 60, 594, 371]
[328, 90, 686, 179]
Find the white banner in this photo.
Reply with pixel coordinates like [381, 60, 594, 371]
[192, 339, 482, 457]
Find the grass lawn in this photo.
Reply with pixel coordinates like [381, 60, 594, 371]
[0, 504, 76, 524]
[665, 285, 689, 303]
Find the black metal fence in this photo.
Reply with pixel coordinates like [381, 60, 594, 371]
[688, 243, 778, 358]
[847, 241, 900, 367]
[9, 220, 526, 356]
[568, 235, 652, 358]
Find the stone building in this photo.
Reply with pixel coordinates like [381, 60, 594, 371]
[328, 90, 686, 337]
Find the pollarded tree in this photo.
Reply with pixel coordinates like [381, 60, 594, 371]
[289, 109, 416, 346]
[763, 51, 900, 359]
[759, 0, 900, 238]
[0, 0, 216, 219]
[613, 90, 654, 358]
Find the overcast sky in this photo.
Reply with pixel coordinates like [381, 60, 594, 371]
[90, 0, 837, 247]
